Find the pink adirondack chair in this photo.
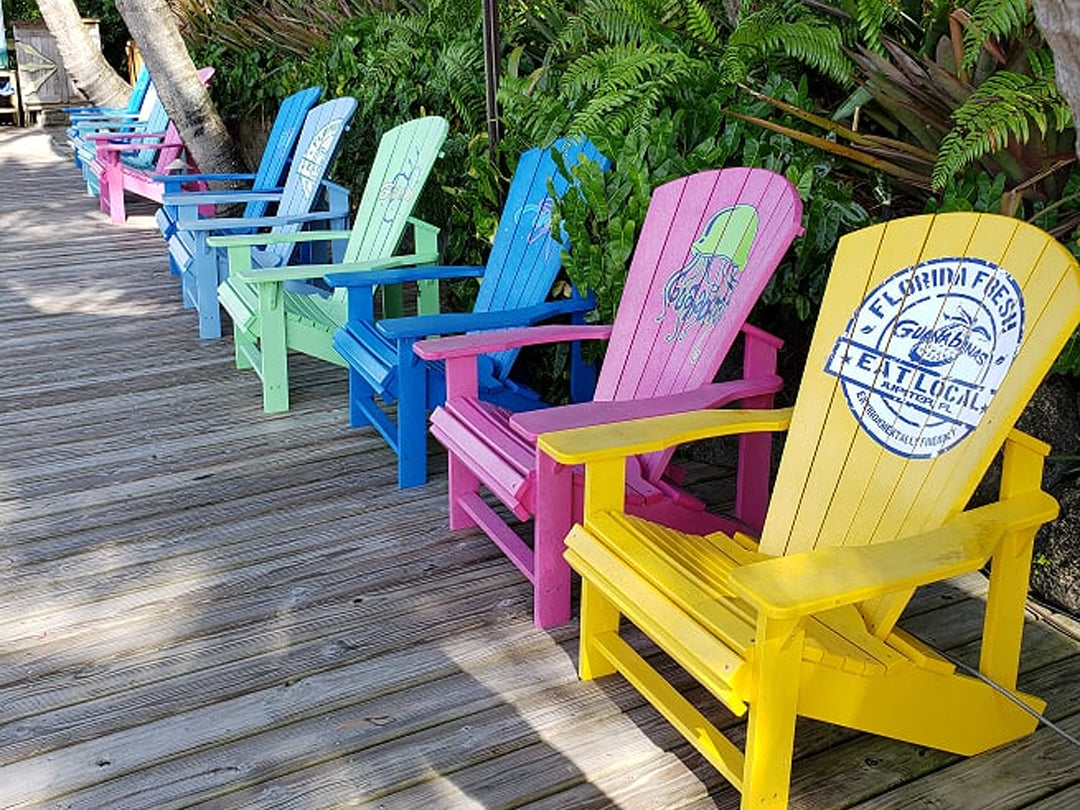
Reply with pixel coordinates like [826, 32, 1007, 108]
[415, 167, 804, 626]
[85, 67, 216, 223]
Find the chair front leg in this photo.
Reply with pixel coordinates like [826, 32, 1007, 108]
[257, 281, 290, 413]
[100, 153, 126, 223]
[194, 239, 222, 339]
[532, 451, 576, 627]
[396, 337, 428, 488]
[742, 615, 803, 810]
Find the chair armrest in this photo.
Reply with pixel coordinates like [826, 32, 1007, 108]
[166, 189, 283, 208]
[230, 250, 437, 283]
[326, 264, 484, 289]
[155, 172, 259, 185]
[729, 490, 1060, 619]
[84, 131, 167, 143]
[379, 297, 596, 341]
[92, 141, 174, 155]
[415, 323, 612, 361]
[512, 377, 783, 441]
[539, 407, 794, 465]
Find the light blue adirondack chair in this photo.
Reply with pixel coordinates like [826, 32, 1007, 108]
[327, 138, 610, 488]
[69, 80, 159, 185]
[65, 66, 152, 133]
[210, 115, 450, 414]
[156, 86, 328, 339]
[78, 67, 215, 205]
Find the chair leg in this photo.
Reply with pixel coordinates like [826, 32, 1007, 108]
[196, 265, 222, 340]
[257, 282, 290, 413]
[234, 321, 256, 370]
[447, 452, 480, 531]
[533, 452, 575, 627]
[396, 339, 427, 488]
[348, 368, 377, 428]
[578, 579, 620, 680]
[741, 616, 803, 809]
[102, 161, 126, 223]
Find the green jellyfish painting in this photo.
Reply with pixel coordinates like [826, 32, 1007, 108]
[656, 204, 759, 361]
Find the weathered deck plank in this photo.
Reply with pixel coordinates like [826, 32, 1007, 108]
[1, 126, 1077, 810]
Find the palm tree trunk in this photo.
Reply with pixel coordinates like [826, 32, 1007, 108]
[36, 0, 131, 107]
[114, 0, 244, 176]
[1033, 0, 1080, 159]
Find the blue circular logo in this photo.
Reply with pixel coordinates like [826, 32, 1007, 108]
[824, 257, 1025, 458]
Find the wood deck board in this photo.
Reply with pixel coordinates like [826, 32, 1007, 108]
[2, 127, 1078, 810]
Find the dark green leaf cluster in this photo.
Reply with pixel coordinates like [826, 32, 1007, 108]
[933, 62, 1071, 189]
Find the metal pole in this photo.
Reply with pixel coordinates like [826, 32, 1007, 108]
[481, 0, 502, 161]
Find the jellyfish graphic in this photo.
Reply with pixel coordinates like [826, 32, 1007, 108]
[656, 204, 759, 362]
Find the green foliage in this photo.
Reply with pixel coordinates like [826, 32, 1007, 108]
[176, 0, 1080, 382]
[961, 0, 1031, 71]
[933, 57, 1072, 189]
[924, 170, 1008, 213]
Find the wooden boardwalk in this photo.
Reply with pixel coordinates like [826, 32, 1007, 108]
[1, 126, 1079, 809]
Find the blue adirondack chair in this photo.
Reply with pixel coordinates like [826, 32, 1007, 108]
[68, 79, 160, 185]
[155, 86, 327, 339]
[326, 138, 610, 488]
[78, 67, 216, 205]
[169, 97, 356, 340]
[65, 66, 152, 131]
[210, 115, 450, 414]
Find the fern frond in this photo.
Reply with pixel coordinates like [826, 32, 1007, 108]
[758, 19, 855, 85]
[854, 0, 902, 54]
[933, 69, 1073, 189]
[684, 0, 720, 46]
[962, 0, 1031, 71]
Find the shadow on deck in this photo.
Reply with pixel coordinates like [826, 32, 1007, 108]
[1, 126, 1078, 809]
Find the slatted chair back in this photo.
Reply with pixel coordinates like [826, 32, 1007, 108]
[760, 212, 1080, 634]
[119, 88, 173, 171]
[594, 167, 803, 482]
[67, 65, 152, 121]
[250, 96, 359, 268]
[471, 139, 609, 381]
[338, 115, 451, 266]
[241, 86, 324, 220]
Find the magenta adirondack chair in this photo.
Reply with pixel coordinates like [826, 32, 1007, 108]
[85, 67, 215, 223]
[415, 167, 804, 626]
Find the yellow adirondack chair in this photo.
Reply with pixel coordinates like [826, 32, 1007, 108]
[539, 212, 1080, 809]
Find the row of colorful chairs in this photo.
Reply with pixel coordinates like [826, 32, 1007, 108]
[69, 82, 1080, 810]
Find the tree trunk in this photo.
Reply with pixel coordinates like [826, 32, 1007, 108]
[1033, 0, 1080, 159]
[114, 0, 244, 176]
[35, 0, 131, 107]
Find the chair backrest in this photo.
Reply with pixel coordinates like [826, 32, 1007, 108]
[124, 67, 215, 170]
[473, 138, 610, 379]
[133, 77, 158, 123]
[340, 115, 451, 264]
[256, 96, 359, 266]
[124, 66, 152, 116]
[759, 212, 1080, 632]
[594, 167, 803, 480]
[242, 86, 323, 219]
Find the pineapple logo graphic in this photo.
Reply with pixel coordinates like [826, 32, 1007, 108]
[909, 306, 993, 367]
[824, 257, 1024, 459]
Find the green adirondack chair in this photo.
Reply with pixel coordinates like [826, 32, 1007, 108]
[210, 115, 450, 413]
